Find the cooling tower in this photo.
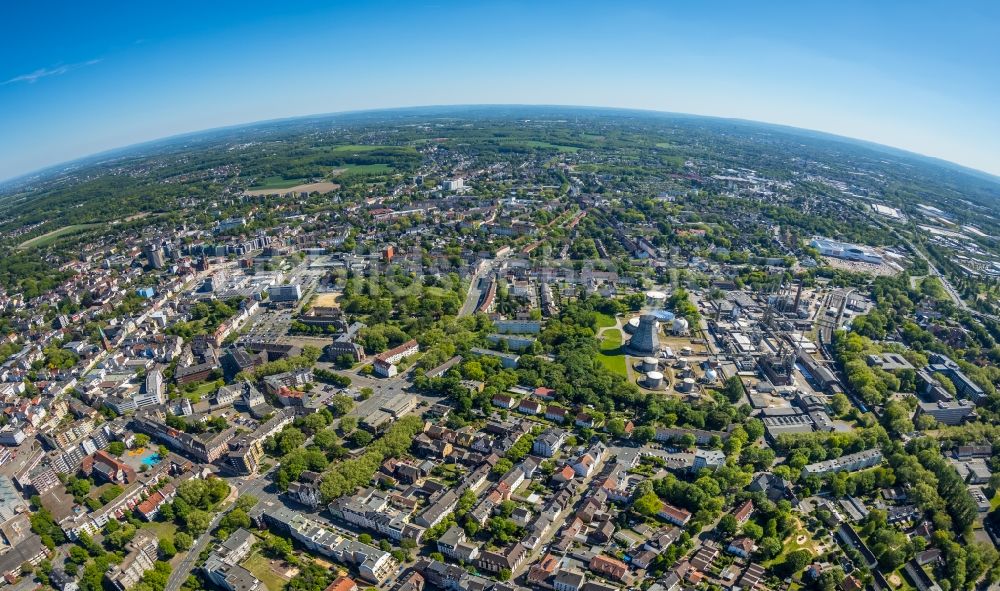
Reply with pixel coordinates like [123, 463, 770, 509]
[627, 314, 660, 354]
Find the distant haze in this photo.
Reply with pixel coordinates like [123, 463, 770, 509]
[1, 1, 998, 180]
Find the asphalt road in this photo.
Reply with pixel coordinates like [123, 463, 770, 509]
[164, 505, 229, 591]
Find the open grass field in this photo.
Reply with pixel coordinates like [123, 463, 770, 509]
[889, 570, 917, 591]
[329, 144, 402, 153]
[183, 379, 220, 402]
[18, 223, 101, 249]
[596, 329, 627, 377]
[498, 139, 579, 152]
[763, 517, 826, 568]
[335, 163, 393, 177]
[250, 176, 309, 190]
[242, 551, 293, 591]
[594, 312, 617, 329]
[140, 520, 178, 540]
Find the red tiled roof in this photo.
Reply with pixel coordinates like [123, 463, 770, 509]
[136, 491, 165, 515]
[658, 502, 692, 522]
[734, 499, 754, 522]
[324, 576, 358, 591]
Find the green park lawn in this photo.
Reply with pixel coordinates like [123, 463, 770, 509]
[183, 379, 221, 402]
[250, 176, 308, 189]
[594, 312, 617, 329]
[141, 520, 178, 540]
[335, 163, 393, 177]
[596, 329, 627, 377]
[242, 551, 291, 591]
[763, 518, 826, 568]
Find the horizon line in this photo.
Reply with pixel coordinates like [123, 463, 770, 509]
[3, 103, 999, 187]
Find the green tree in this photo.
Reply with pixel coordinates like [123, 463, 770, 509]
[606, 417, 626, 438]
[221, 508, 251, 532]
[633, 492, 662, 516]
[492, 458, 514, 475]
[339, 416, 358, 434]
[184, 509, 212, 536]
[158, 537, 177, 559]
[174, 532, 193, 550]
[349, 429, 373, 447]
[717, 514, 738, 537]
[781, 549, 813, 576]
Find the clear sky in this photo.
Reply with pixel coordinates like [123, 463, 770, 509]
[2, 0, 999, 181]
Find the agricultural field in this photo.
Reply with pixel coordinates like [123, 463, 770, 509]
[245, 180, 339, 195]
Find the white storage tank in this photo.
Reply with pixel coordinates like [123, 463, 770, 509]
[645, 371, 664, 389]
[677, 377, 695, 392]
[646, 290, 667, 307]
[640, 357, 659, 372]
[704, 368, 719, 383]
[672, 317, 690, 335]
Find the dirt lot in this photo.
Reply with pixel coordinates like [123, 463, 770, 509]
[310, 292, 341, 308]
[245, 180, 340, 196]
[821, 255, 900, 276]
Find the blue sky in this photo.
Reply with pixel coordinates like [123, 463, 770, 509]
[2, 0, 999, 180]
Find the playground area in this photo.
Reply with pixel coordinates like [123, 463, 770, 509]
[121, 447, 163, 471]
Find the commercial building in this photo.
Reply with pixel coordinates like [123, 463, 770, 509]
[0, 476, 27, 522]
[268, 283, 302, 303]
[692, 449, 725, 471]
[918, 399, 975, 426]
[809, 237, 883, 264]
[923, 354, 987, 405]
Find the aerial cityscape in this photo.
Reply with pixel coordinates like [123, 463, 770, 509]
[1, 4, 1000, 591]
